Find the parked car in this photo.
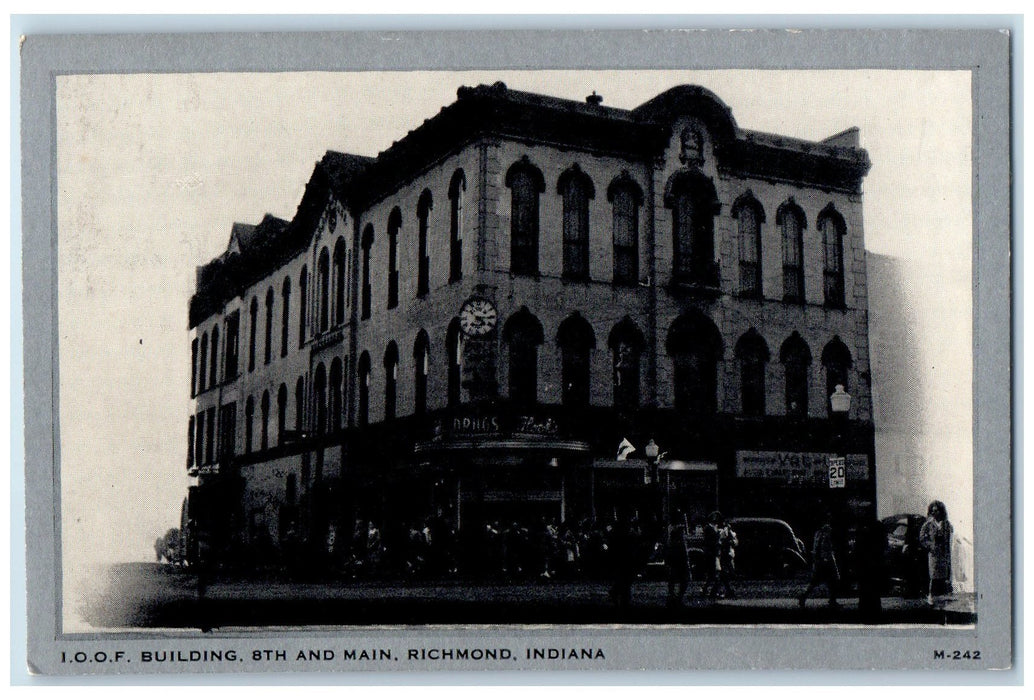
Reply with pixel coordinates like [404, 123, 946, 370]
[645, 516, 808, 580]
[726, 517, 809, 578]
[881, 513, 929, 597]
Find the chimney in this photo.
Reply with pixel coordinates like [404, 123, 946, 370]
[586, 91, 603, 106]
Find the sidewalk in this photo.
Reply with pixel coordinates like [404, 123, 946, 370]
[86, 564, 976, 629]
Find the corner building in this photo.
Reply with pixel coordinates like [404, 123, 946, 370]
[185, 83, 875, 566]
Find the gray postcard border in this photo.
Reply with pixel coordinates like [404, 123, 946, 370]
[18, 25, 1015, 679]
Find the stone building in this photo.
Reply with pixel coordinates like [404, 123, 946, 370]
[185, 82, 874, 567]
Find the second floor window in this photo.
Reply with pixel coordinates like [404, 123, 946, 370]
[358, 352, 371, 426]
[414, 331, 430, 415]
[735, 329, 770, 416]
[210, 327, 219, 387]
[198, 332, 208, 391]
[298, 266, 308, 348]
[446, 319, 462, 407]
[609, 317, 644, 412]
[780, 331, 812, 418]
[384, 342, 399, 420]
[503, 308, 544, 407]
[557, 313, 595, 408]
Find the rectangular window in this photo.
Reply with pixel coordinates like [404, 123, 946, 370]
[195, 412, 204, 467]
[190, 338, 198, 398]
[187, 416, 195, 469]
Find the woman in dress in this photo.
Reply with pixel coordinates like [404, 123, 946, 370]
[919, 500, 954, 605]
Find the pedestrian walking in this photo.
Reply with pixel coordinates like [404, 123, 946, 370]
[855, 517, 885, 622]
[799, 513, 841, 608]
[701, 511, 722, 600]
[919, 500, 954, 606]
[665, 512, 691, 607]
[608, 516, 638, 607]
[716, 519, 738, 599]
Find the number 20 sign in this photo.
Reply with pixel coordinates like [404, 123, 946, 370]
[828, 456, 847, 488]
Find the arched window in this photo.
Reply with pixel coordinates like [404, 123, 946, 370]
[822, 336, 853, 415]
[357, 352, 371, 426]
[224, 312, 239, 379]
[556, 313, 596, 408]
[260, 390, 270, 450]
[666, 311, 724, 414]
[333, 237, 347, 325]
[361, 225, 374, 320]
[298, 265, 308, 348]
[819, 204, 847, 308]
[735, 329, 770, 416]
[777, 200, 807, 303]
[665, 170, 720, 286]
[191, 338, 198, 397]
[608, 317, 645, 412]
[448, 169, 465, 283]
[187, 415, 195, 468]
[387, 208, 401, 310]
[608, 174, 643, 285]
[503, 307, 544, 407]
[733, 192, 765, 299]
[446, 318, 462, 407]
[195, 411, 205, 466]
[276, 384, 287, 445]
[198, 332, 208, 392]
[264, 288, 274, 364]
[329, 358, 343, 432]
[244, 396, 254, 454]
[506, 158, 545, 276]
[313, 363, 327, 436]
[294, 376, 305, 433]
[417, 190, 432, 297]
[383, 341, 399, 420]
[210, 327, 219, 387]
[281, 277, 291, 357]
[779, 332, 812, 418]
[558, 165, 595, 281]
[317, 247, 330, 332]
[413, 330, 430, 415]
[248, 297, 258, 371]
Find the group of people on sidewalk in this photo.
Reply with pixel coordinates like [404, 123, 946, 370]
[663, 510, 738, 607]
[796, 500, 955, 611]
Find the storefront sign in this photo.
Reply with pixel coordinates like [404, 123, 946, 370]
[432, 411, 561, 440]
[735, 450, 868, 486]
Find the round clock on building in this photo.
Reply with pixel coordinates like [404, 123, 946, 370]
[459, 297, 498, 337]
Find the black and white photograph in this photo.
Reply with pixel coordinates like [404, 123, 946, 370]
[20, 28, 1013, 675]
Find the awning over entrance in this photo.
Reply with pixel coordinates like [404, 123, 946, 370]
[592, 458, 717, 471]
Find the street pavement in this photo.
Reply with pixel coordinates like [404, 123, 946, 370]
[79, 563, 976, 630]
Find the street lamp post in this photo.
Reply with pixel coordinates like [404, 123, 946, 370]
[644, 439, 664, 523]
[828, 384, 852, 493]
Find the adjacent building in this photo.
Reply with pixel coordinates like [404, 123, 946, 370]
[185, 82, 875, 567]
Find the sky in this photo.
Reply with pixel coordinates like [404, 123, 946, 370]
[54, 69, 973, 593]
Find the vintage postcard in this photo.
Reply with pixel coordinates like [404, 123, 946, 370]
[20, 28, 1013, 675]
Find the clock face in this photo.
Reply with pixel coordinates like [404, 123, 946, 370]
[459, 298, 498, 337]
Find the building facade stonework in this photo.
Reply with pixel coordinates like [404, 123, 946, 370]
[184, 83, 875, 567]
